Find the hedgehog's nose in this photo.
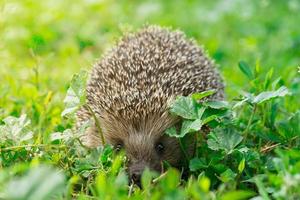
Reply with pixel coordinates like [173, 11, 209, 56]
[129, 162, 145, 187]
[131, 171, 142, 187]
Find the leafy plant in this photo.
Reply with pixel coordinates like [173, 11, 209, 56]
[0, 1, 299, 199]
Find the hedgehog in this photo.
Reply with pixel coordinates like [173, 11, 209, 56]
[76, 25, 224, 186]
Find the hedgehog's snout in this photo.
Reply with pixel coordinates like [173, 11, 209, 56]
[129, 161, 147, 187]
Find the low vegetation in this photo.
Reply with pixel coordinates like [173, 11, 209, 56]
[0, 0, 299, 199]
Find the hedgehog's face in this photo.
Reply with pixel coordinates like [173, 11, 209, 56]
[93, 112, 194, 187]
[108, 130, 185, 187]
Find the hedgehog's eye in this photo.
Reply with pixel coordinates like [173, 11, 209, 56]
[115, 143, 123, 152]
[155, 142, 164, 154]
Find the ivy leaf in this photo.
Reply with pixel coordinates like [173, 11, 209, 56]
[207, 128, 243, 154]
[238, 61, 254, 80]
[252, 86, 289, 104]
[170, 96, 198, 119]
[62, 70, 88, 117]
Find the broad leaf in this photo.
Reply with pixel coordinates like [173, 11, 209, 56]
[62, 70, 88, 117]
[180, 119, 203, 137]
[189, 158, 207, 171]
[165, 126, 178, 137]
[50, 129, 73, 142]
[165, 119, 202, 138]
[5, 166, 65, 200]
[0, 114, 33, 144]
[219, 169, 237, 183]
[204, 101, 229, 109]
[207, 128, 243, 154]
[170, 96, 198, 119]
[252, 86, 289, 104]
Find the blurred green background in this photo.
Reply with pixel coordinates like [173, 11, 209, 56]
[0, 0, 299, 119]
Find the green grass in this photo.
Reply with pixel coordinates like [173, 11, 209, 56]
[0, 0, 300, 199]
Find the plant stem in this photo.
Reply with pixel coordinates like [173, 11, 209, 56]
[30, 49, 40, 90]
[85, 104, 106, 145]
[179, 138, 189, 166]
[243, 105, 257, 143]
[128, 182, 134, 197]
[152, 172, 168, 184]
[195, 132, 198, 157]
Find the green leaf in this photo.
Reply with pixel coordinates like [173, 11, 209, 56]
[62, 70, 88, 117]
[202, 115, 218, 124]
[165, 126, 178, 137]
[238, 158, 245, 174]
[204, 101, 229, 109]
[100, 145, 113, 164]
[252, 86, 289, 104]
[0, 114, 33, 144]
[189, 158, 207, 171]
[180, 119, 203, 137]
[238, 61, 254, 79]
[197, 106, 206, 119]
[111, 154, 124, 176]
[141, 168, 158, 189]
[277, 110, 300, 139]
[170, 96, 198, 119]
[254, 176, 271, 200]
[5, 166, 65, 200]
[160, 169, 181, 191]
[207, 128, 243, 154]
[198, 175, 210, 192]
[166, 119, 202, 138]
[264, 67, 273, 89]
[221, 190, 256, 200]
[255, 59, 261, 75]
[191, 90, 216, 100]
[50, 129, 73, 142]
[114, 171, 128, 188]
[233, 98, 249, 109]
[219, 169, 237, 183]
